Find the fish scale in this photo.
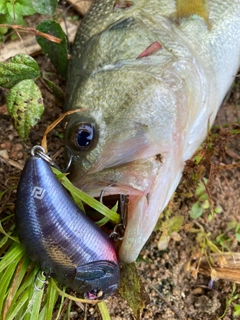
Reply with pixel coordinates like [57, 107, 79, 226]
[65, 0, 240, 263]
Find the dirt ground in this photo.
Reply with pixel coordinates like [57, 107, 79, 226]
[0, 4, 240, 320]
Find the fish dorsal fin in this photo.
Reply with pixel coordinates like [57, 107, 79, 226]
[176, 0, 209, 22]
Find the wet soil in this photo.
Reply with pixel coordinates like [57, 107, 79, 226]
[0, 4, 240, 320]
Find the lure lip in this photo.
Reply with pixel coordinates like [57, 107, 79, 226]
[85, 278, 119, 300]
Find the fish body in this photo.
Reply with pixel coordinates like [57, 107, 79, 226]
[65, 0, 240, 263]
[15, 154, 119, 299]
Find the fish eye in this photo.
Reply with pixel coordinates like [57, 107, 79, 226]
[71, 123, 95, 151]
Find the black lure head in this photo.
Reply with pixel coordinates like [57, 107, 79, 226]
[74, 260, 120, 300]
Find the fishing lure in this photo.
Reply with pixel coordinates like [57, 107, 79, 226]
[15, 146, 120, 300]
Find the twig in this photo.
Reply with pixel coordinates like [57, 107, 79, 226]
[219, 162, 240, 170]
[51, 147, 65, 161]
[3, 257, 25, 319]
[0, 20, 77, 62]
[0, 156, 24, 171]
[200, 176, 214, 209]
[41, 108, 87, 152]
[84, 303, 88, 320]
[145, 279, 183, 319]
[52, 298, 70, 319]
[0, 24, 62, 43]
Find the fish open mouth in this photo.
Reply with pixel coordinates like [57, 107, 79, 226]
[82, 180, 154, 260]
[86, 187, 142, 238]
[68, 156, 168, 263]
[79, 179, 152, 220]
[70, 156, 160, 219]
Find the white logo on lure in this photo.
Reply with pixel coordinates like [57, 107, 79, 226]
[31, 186, 46, 200]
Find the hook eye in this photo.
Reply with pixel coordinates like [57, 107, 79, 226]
[30, 145, 73, 173]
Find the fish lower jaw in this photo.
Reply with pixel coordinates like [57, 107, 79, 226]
[119, 195, 149, 263]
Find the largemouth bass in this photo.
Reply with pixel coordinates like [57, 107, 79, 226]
[65, 0, 240, 263]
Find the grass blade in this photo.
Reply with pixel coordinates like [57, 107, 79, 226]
[0, 261, 20, 317]
[23, 283, 44, 320]
[0, 242, 24, 273]
[98, 301, 111, 320]
[2, 255, 31, 319]
[5, 289, 29, 320]
[41, 277, 59, 320]
[0, 222, 19, 243]
[4, 263, 36, 320]
[52, 167, 120, 223]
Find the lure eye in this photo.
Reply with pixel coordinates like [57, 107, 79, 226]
[71, 123, 95, 151]
[86, 289, 104, 300]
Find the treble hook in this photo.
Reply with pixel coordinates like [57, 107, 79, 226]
[34, 268, 51, 291]
[119, 194, 128, 230]
[30, 145, 73, 173]
[109, 223, 125, 241]
[99, 185, 128, 241]
[99, 183, 114, 203]
[109, 194, 128, 240]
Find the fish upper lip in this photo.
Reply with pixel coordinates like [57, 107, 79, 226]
[75, 182, 150, 199]
[70, 157, 162, 198]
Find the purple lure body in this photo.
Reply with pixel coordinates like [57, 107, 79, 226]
[15, 155, 119, 299]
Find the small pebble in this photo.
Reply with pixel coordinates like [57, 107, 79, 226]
[192, 287, 204, 295]
[89, 307, 95, 315]
[69, 311, 78, 318]
[0, 149, 9, 159]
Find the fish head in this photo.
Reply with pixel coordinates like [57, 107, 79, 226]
[65, 60, 189, 263]
[64, 11, 201, 263]
[65, 79, 165, 191]
[65, 58, 188, 183]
